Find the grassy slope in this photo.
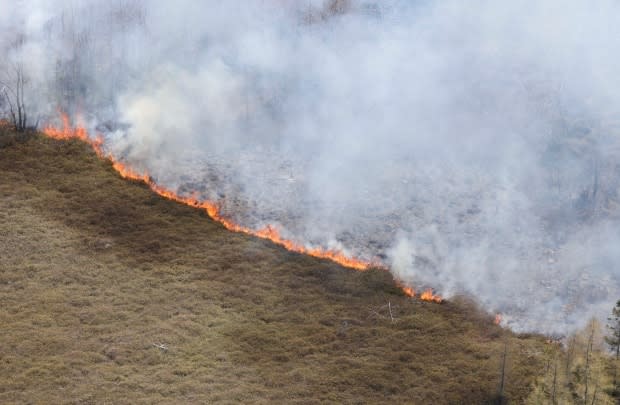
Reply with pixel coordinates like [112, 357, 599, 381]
[0, 133, 547, 404]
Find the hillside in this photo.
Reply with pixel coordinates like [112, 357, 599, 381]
[0, 131, 548, 403]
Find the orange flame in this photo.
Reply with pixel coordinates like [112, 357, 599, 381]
[420, 288, 443, 303]
[42, 112, 443, 301]
[42, 112, 372, 270]
[494, 313, 502, 325]
[400, 285, 415, 298]
[43, 112, 105, 158]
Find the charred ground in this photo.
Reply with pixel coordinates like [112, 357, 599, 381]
[0, 132, 548, 403]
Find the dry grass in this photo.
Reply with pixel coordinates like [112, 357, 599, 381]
[0, 133, 548, 404]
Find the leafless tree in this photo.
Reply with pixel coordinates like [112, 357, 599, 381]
[606, 300, 620, 398]
[551, 357, 558, 404]
[496, 342, 508, 405]
[1, 64, 31, 132]
[584, 322, 596, 405]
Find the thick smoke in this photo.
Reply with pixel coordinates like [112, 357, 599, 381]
[3, 0, 620, 332]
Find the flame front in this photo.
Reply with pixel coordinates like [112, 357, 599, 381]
[113, 158, 372, 270]
[400, 285, 415, 298]
[420, 288, 443, 303]
[43, 112, 105, 158]
[42, 113, 442, 301]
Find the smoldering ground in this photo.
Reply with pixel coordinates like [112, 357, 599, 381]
[2, 0, 620, 332]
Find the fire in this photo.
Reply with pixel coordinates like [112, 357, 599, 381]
[400, 285, 415, 298]
[111, 156, 372, 270]
[420, 288, 443, 303]
[395, 282, 443, 302]
[494, 313, 502, 325]
[43, 112, 86, 141]
[42, 112, 443, 302]
[43, 112, 105, 157]
[42, 112, 372, 270]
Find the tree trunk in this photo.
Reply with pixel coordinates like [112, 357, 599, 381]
[584, 325, 595, 405]
[496, 342, 508, 405]
[552, 359, 558, 405]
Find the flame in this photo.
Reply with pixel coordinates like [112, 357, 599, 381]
[400, 285, 415, 298]
[494, 313, 502, 325]
[42, 112, 443, 301]
[43, 111, 105, 157]
[396, 282, 443, 302]
[420, 288, 443, 303]
[42, 112, 371, 271]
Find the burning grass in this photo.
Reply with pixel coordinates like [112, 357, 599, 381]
[0, 132, 549, 403]
[42, 113, 447, 302]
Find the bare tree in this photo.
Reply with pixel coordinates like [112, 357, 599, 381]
[551, 357, 558, 405]
[584, 322, 595, 405]
[606, 300, 620, 398]
[325, 0, 351, 15]
[567, 335, 577, 377]
[496, 341, 508, 405]
[1, 64, 30, 132]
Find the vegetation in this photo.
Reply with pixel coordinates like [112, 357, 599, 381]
[526, 315, 620, 404]
[1, 64, 31, 132]
[0, 132, 561, 403]
[606, 300, 620, 398]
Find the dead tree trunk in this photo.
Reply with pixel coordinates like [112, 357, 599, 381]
[552, 358, 558, 405]
[496, 342, 508, 405]
[584, 324, 595, 405]
[1, 64, 28, 132]
[614, 343, 619, 397]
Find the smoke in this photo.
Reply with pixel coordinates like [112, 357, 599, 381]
[3, 0, 620, 332]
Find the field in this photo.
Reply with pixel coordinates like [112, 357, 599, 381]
[0, 132, 548, 403]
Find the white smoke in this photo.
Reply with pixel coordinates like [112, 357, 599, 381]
[2, 0, 620, 332]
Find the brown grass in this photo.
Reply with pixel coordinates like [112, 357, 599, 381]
[0, 133, 548, 404]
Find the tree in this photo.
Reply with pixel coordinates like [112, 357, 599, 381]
[584, 321, 596, 405]
[526, 318, 617, 404]
[1, 64, 30, 132]
[496, 341, 509, 405]
[606, 300, 620, 397]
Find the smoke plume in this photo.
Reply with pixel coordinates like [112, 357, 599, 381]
[3, 0, 620, 332]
